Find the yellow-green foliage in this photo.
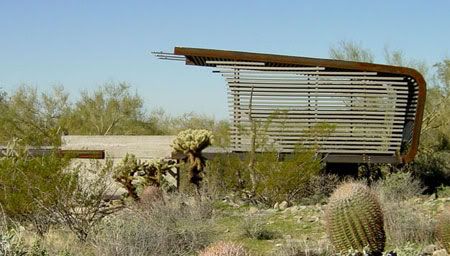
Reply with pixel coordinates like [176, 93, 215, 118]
[171, 129, 213, 154]
[254, 146, 322, 204]
[436, 209, 450, 252]
[0, 146, 72, 220]
[325, 182, 385, 255]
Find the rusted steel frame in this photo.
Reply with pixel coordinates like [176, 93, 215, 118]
[58, 149, 105, 159]
[174, 47, 426, 163]
[0, 148, 105, 159]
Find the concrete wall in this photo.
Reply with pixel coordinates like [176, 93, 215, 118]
[61, 135, 176, 160]
[61, 135, 179, 192]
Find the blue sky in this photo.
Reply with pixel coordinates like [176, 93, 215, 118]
[1, 1, 449, 119]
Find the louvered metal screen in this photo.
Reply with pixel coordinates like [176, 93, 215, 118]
[155, 47, 425, 164]
[211, 61, 419, 156]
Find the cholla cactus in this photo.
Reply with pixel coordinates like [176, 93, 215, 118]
[171, 129, 213, 188]
[325, 182, 385, 255]
[114, 154, 175, 201]
[199, 241, 249, 256]
[171, 129, 213, 154]
[436, 208, 450, 252]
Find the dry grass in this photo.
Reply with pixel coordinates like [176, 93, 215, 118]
[93, 193, 214, 256]
[199, 241, 249, 256]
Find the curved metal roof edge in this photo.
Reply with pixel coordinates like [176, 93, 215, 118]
[174, 47, 427, 164]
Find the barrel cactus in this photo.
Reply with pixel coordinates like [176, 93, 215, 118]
[171, 129, 213, 188]
[325, 182, 385, 255]
[436, 208, 450, 252]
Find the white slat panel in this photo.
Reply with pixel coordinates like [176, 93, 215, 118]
[213, 62, 418, 155]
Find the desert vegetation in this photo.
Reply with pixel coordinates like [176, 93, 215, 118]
[1, 42, 450, 255]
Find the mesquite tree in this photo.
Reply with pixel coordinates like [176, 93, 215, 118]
[171, 129, 213, 189]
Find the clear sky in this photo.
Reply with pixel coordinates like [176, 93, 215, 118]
[1, 1, 449, 119]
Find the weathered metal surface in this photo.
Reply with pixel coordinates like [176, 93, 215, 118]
[0, 147, 105, 159]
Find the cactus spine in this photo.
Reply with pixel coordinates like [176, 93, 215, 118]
[325, 182, 385, 255]
[436, 209, 450, 252]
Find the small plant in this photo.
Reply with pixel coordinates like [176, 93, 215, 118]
[0, 227, 28, 256]
[242, 217, 276, 240]
[436, 208, 450, 252]
[325, 182, 385, 255]
[199, 241, 249, 256]
[373, 171, 424, 202]
[171, 129, 213, 189]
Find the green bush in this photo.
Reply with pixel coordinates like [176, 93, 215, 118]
[411, 151, 450, 193]
[0, 146, 73, 233]
[254, 147, 322, 205]
[203, 154, 249, 197]
[203, 147, 323, 205]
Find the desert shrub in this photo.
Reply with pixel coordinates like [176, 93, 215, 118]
[38, 159, 121, 242]
[203, 147, 323, 205]
[199, 241, 249, 256]
[373, 171, 424, 202]
[382, 200, 435, 247]
[411, 151, 450, 193]
[0, 144, 73, 234]
[374, 172, 435, 247]
[139, 186, 163, 206]
[202, 154, 249, 197]
[242, 217, 277, 240]
[94, 193, 213, 256]
[254, 147, 322, 205]
[299, 174, 341, 205]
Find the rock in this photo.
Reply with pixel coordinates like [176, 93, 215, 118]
[290, 205, 299, 212]
[283, 234, 292, 239]
[273, 202, 279, 210]
[248, 206, 259, 214]
[422, 244, 437, 255]
[265, 208, 277, 214]
[429, 193, 437, 201]
[433, 249, 449, 256]
[279, 201, 289, 210]
[308, 216, 319, 222]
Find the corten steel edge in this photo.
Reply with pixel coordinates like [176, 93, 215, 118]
[157, 47, 426, 165]
[0, 148, 105, 159]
